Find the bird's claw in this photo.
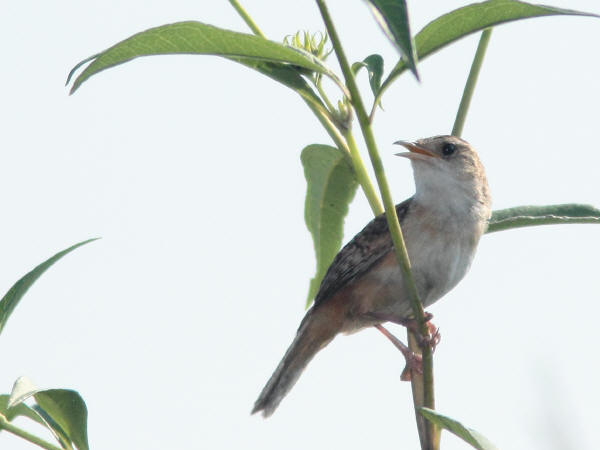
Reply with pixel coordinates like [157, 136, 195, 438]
[416, 321, 441, 352]
[393, 312, 441, 351]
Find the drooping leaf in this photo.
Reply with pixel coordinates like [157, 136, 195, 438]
[0, 238, 99, 336]
[419, 408, 498, 450]
[301, 145, 358, 306]
[364, 0, 418, 79]
[34, 389, 89, 450]
[486, 204, 600, 233]
[376, 0, 599, 105]
[68, 21, 340, 94]
[352, 54, 384, 101]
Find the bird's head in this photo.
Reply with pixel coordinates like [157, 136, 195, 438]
[394, 135, 491, 213]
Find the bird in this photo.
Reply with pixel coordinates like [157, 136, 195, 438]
[252, 135, 492, 417]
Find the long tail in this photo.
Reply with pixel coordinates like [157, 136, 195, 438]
[252, 309, 338, 417]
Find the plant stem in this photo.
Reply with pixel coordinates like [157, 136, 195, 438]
[228, 0, 266, 38]
[315, 1, 436, 448]
[344, 132, 384, 215]
[0, 414, 62, 450]
[408, 332, 439, 449]
[313, 77, 336, 114]
[452, 29, 492, 137]
[309, 99, 383, 216]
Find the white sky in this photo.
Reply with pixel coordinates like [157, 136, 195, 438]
[1, 1, 599, 449]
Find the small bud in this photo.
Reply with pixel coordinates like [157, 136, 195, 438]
[284, 30, 332, 60]
[333, 98, 353, 132]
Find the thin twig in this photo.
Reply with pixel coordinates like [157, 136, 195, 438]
[0, 414, 62, 450]
[452, 29, 492, 137]
[344, 132, 384, 215]
[228, 0, 266, 38]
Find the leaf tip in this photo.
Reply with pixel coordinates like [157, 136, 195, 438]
[406, 54, 420, 81]
[65, 53, 100, 94]
[410, 66, 420, 82]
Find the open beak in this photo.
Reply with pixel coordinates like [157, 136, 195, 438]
[394, 140, 439, 159]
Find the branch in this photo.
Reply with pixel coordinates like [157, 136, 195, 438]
[228, 0, 266, 38]
[452, 29, 492, 137]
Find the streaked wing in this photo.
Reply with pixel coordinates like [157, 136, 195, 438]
[313, 198, 413, 306]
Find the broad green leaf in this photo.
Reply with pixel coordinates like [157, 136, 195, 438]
[365, 0, 418, 79]
[301, 145, 358, 306]
[68, 21, 338, 94]
[34, 389, 89, 450]
[352, 54, 384, 100]
[376, 0, 599, 105]
[419, 408, 498, 450]
[0, 238, 99, 336]
[486, 204, 600, 233]
[0, 394, 46, 426]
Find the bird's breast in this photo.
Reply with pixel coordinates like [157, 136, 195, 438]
[402, 202, 484, 307]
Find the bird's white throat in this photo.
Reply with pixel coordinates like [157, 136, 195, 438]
[412, 162, 490, 224]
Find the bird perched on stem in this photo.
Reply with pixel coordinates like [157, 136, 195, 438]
[252, 135, 491, 417]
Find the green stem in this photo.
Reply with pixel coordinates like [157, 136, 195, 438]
[315, 1, 436, 448]
[308, 99, 383, 216]
[0, 414, 62, 450]
[344, 132, 384, 215]
[313, 77, 336, 115]
[452, 29, 492, 137]
[228, 0, 266, 38]
[408, 332, 439, 449]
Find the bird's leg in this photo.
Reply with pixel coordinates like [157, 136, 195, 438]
[374, 324, 422, 381]
[367, 312, 440, 351]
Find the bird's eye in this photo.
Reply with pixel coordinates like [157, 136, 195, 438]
[442, 143, 456, 156]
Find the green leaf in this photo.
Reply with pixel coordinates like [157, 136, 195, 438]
[352, 54, 384, 100]
[377, 0, 599, 104]
[0, 238, 99, 336]
[486, 204, 600, 233]
[34, 389, 89, 450]
[68, 21, 339, 94]
[301, 145, 358, 306]
[365, 0, 418, 79]
[419, 408, 498, 450]
[0, 394, 46, 426]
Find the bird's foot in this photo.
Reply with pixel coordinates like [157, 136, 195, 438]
[374, 324, 423, 382]
[367, 311, 440, 351]
[421, 321, 441, 352]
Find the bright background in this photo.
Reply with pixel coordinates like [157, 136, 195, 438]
[1, 1, 599, 449]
